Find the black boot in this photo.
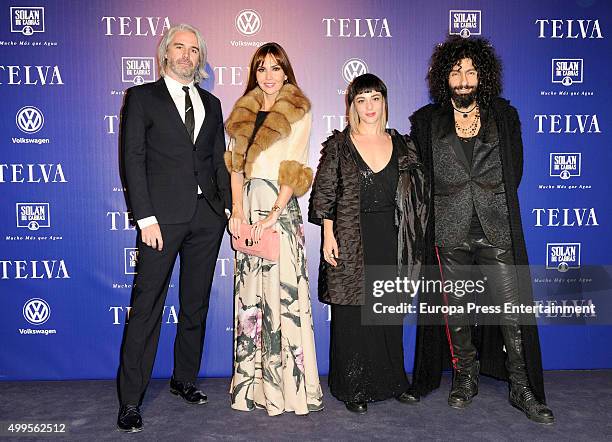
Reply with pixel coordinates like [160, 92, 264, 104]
[502, 324, 555, 424]
[443, 271, 478, 410]
[448, 360, 479, 408]
[446, 319, 479, 409]
[509, 384, 555, 424]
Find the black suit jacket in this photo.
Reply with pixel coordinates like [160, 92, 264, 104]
[428, 104, 511, 248]
[121, 78, 231, 224]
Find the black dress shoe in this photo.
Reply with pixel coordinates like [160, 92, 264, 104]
[117, 404, 143, 433]
[509, 385, 555, 425]
[396, 390, 420, 404]
[345, 401, 367, 414]
[448, 361, 479, 409]
[169, 377, 208, 404]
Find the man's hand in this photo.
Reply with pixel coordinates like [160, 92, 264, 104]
[141, 223, 163, 251]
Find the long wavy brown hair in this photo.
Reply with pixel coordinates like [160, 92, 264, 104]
[243, 42, 298, 96]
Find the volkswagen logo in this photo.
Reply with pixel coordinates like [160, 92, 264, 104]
[235, 9, 262, 36]
[16, 106, 44, 134]
[23, 298, 51, 325]
[342, 58, 368, 84]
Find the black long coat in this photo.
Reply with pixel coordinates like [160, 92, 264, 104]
[409, 97, 547, 404]
[308, 128, 429, 306]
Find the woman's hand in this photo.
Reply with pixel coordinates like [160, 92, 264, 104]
[228, 206, 247, 239]
[322, 231, 339, 267]
[250, 211, 280, 243]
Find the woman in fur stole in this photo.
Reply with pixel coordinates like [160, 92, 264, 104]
[225, 42, 323, 416]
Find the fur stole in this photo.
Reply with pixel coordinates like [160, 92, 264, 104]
[224, 83, 311, 177]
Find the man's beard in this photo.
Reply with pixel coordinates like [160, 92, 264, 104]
[169, 58, 196, 81]
[451, 86, 477, 108]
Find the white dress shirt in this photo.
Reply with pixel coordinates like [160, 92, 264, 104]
[137, 76, 206, 229]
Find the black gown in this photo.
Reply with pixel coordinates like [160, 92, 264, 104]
[328, 137, 410, 403]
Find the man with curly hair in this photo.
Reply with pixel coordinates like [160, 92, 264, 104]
[409, 35, 554, 424]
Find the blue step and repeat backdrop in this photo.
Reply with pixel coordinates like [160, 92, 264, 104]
[1, 0, 611, 380]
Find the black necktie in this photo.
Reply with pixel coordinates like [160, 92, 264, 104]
[182, 86, 195, 142]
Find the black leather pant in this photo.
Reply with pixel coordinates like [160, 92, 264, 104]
[437, 233, 529, 386]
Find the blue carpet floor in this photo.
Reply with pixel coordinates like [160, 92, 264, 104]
[0, 371, 610, 441]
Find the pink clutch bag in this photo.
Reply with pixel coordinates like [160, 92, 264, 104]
[231, 224, 280, 262]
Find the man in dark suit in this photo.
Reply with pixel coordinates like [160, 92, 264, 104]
[117, 23, 230, 432]
[409, 36, 554, 424]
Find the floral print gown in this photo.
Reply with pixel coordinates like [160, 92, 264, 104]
[229, 178, 323, 415]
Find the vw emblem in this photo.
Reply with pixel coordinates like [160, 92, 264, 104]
[16, 106, 44, 134]
[23, 298, 51, 325]
[236, 9, 262, 36]
[342, 58, 368, 84]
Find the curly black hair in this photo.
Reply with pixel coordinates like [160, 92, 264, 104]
[427, 35, 502, 108]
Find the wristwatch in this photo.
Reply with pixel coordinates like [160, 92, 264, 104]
[271, 204, 281, 213]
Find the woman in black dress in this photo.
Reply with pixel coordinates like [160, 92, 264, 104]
[309, 74, 430, 413]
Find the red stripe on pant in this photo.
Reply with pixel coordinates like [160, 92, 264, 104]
[435, 246, 459, 370]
